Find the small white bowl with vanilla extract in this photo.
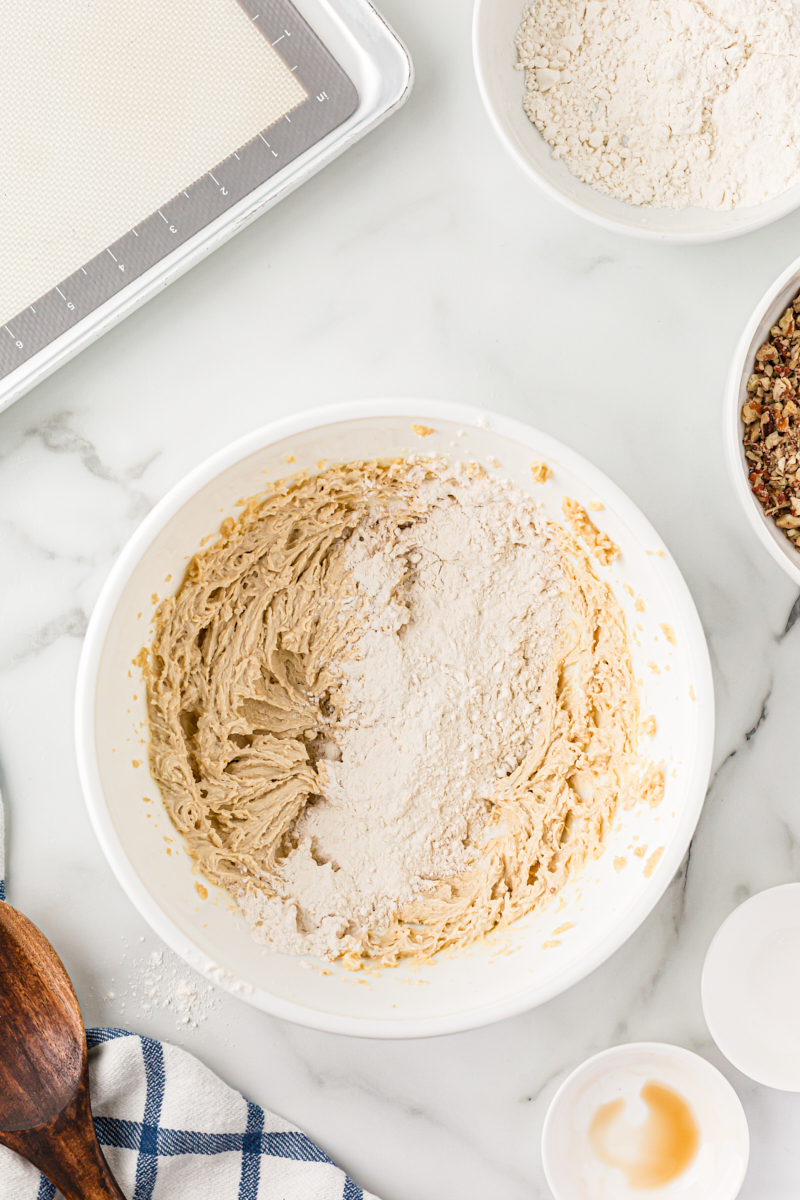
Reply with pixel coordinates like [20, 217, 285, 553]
[542, 1043, 749, 1200]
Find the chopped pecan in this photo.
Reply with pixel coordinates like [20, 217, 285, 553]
[743, 297, 800, 553]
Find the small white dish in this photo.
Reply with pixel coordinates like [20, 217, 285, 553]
[472, 0, 800, 243]
[542, 1043, 749, 1200]
[723, 253, 800, 586]
[702, 883, 800, 1091]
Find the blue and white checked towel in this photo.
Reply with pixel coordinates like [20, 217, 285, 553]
[0, 797, 377, 1200]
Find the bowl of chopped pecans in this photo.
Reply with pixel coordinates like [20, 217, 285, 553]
[725, 255, 800, 584]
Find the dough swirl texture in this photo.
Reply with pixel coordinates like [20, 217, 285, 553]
[147, 458, 657, 966]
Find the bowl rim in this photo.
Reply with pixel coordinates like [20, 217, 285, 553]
[471, 0, 800, 245]
[723, 251, 800, 587]
[75, 398, 715, 1038]
[541, 1041, 750, 1200]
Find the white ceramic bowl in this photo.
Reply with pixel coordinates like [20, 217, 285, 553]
[702, 883, 800, 1091]
[724, 253, 800, 585]
[542, 1043, 749, 1200]
[75, 399, 714, 1037]
[472, 0, 800, 243]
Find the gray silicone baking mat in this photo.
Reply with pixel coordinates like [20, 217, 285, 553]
[0, 0, 357, 382]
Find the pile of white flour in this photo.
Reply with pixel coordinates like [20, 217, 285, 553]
[516, 0, 800, 209]
[241, 471, 565, 958]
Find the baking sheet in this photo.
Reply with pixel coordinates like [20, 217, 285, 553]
[0, 0, 410, 409]
[0, 0, 308, 327]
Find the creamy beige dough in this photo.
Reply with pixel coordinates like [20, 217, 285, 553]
[146, 458, 659, 966]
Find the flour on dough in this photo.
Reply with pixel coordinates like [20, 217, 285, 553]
[147, 458, 658, 966]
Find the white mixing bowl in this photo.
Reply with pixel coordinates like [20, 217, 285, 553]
[724, 252, 800, 585]
[472, 0, 800, 243]
[75, 400, 713, 1037]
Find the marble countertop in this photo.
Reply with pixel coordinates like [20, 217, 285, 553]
[2, 1, 800, 1195]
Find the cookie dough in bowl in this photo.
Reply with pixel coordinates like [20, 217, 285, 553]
[147, 457, 661, 968]
[75, 400, 713, 1037]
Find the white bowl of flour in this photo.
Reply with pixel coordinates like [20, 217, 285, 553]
[474, 0, 800, 242]
[76, 400, 713, 1036]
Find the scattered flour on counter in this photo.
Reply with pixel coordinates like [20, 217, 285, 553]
[516, 0, 800, 209]
[139, 950, 218, 1028]
[106, 943, 219, 1030]
[241, 472, 565, 959]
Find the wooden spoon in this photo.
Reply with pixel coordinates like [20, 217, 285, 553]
[0, 902, 126, 1199]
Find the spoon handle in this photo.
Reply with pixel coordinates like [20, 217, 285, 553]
[0, 1077, 126, 1200]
